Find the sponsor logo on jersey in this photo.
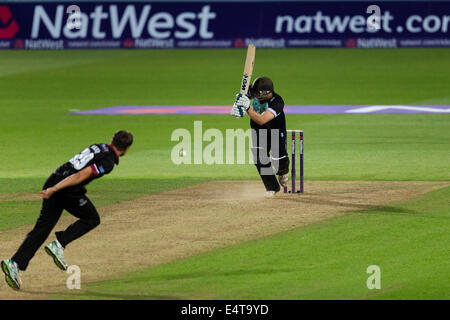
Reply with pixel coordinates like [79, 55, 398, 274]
[91, 145, 101, 154]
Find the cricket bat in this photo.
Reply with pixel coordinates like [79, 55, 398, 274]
[232, 44, 255, 118]
[240, 44, 256, 95]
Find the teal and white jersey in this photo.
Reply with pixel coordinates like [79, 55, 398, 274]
[252, 98, 268, 114]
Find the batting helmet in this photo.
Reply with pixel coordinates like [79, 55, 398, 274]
[250, 76, 274, 99]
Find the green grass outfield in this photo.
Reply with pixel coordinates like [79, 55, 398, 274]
[0, 49, 449, 299]
[59, 185, 450, 300]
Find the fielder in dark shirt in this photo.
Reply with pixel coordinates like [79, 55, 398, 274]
[55, 142, 119, 192]
[1, 130, 133, 290]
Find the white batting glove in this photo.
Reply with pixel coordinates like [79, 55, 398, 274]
[230, 103, 244, 118]
[235, 93, 250, 111]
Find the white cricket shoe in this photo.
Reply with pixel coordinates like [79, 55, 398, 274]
[45, 240, 68, 271]
[265, 190, 277, 197]
[1, 259, 22, 290]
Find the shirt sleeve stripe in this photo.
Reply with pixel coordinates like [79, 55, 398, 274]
[267, 108, 278, 117]
[91, 164, 100, 176]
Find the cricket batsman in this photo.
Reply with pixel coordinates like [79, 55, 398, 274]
[231, 76, 289, 196]
[1, 130, 133, 290]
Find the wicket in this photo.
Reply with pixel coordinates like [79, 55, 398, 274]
[283, 130, 304, 194]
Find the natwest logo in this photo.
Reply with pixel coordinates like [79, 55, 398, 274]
[0, 6, 19, 39]
[31, 4, 216, 40]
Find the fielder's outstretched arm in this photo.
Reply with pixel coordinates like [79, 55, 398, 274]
[40, 166, 94, 199]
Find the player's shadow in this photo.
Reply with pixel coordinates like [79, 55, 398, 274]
[69, 291, 180, 300]
[279, 196, 419, 215]
[19, 288, 178, 300]
[149, 267, 295, 282]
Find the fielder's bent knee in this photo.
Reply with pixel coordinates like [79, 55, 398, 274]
[87, 216, 100, 229]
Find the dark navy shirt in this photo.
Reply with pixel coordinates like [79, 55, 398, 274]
[250, 92, 287, 134]
[53, 143, 119, 192]
[250, 93, 288, 158]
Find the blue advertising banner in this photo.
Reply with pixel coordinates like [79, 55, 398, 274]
[0, 1, 449, 49]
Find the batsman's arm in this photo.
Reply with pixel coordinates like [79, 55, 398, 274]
[247, 106, 275, 126]
[40, 166, 94, 199]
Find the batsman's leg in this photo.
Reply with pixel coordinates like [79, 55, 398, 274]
[275, 157, 289, 188]
[251, 146, 280, 193]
